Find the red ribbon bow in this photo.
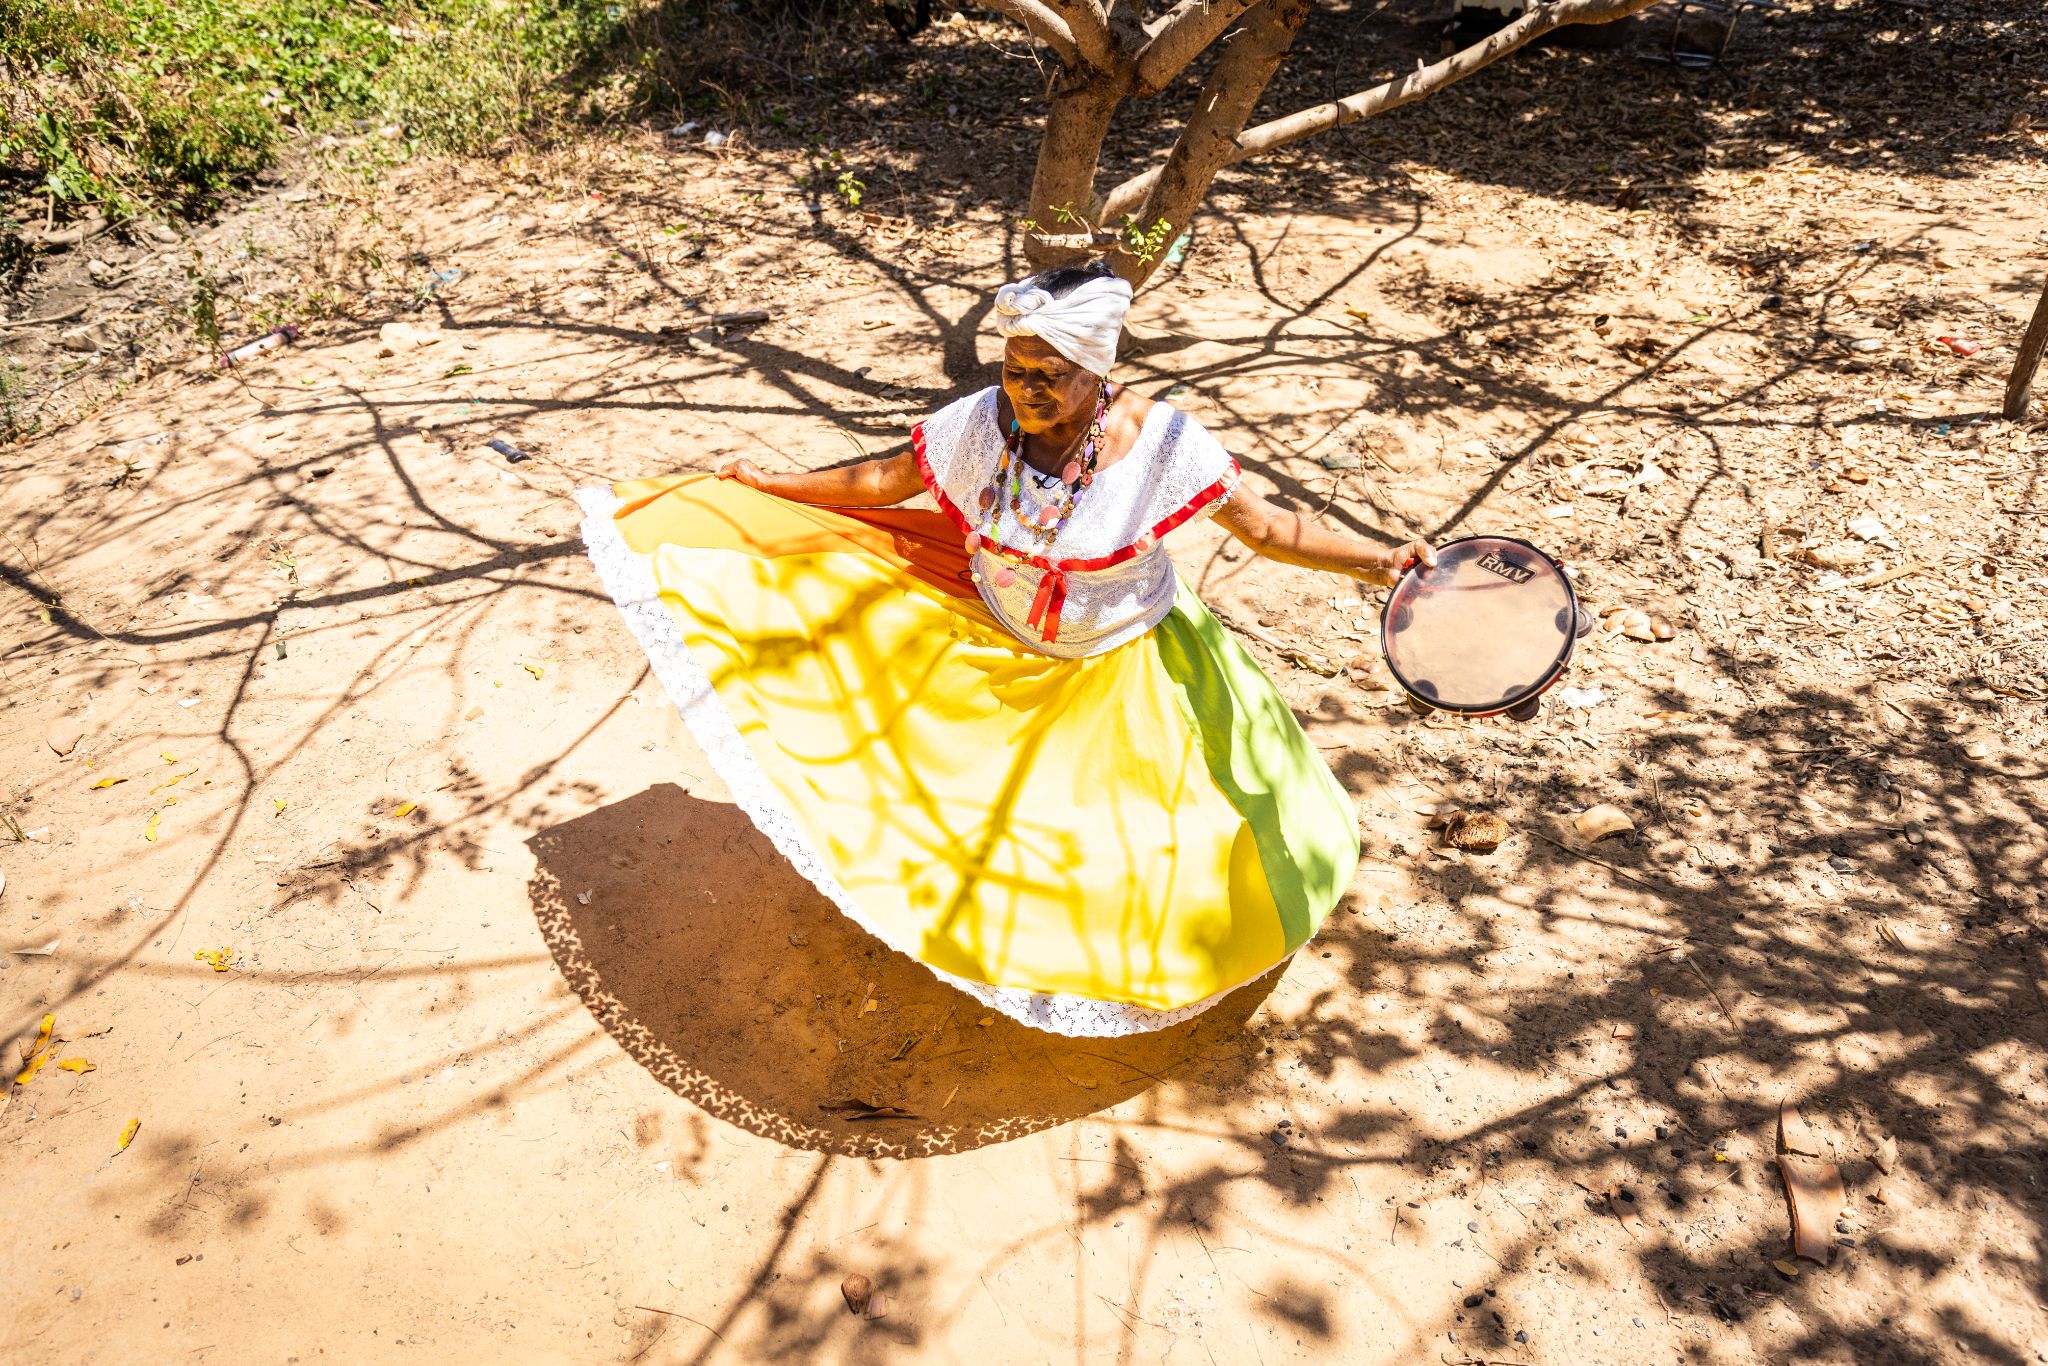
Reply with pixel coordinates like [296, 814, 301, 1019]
[1026, 565, 1069, 644]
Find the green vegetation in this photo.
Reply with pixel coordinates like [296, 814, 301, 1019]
[0, 0, 638, 224]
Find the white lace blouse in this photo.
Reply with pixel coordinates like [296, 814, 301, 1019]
[914, 387, 1240, 658]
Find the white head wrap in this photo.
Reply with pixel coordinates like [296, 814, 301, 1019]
[991, 273, 1133, 378]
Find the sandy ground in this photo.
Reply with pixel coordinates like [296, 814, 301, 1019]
[6, 9, 2048, 1363]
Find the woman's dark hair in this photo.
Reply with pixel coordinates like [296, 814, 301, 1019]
[1028, 259, 1117, 297]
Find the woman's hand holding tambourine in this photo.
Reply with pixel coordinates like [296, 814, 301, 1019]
[1357, 539, 1437, 589]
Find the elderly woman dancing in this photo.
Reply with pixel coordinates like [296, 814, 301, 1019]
[577, 261, 1434, 1037]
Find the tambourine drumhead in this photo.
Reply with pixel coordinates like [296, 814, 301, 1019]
[1381, 535, 1577, 716]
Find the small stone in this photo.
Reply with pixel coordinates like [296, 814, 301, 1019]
[1463, 1294, 1483, 1308]
[58, 323, 105, 353]
[841, 1274, 873, 1315]
[1319, 450, 1362, 471]
[1466, 1221, 1480, 1233]
[1515, 1331, 1529, 1345]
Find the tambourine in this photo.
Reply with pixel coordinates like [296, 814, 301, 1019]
[1380, 535, 1578, 717]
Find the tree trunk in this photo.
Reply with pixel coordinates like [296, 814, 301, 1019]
[2004, 274, 2048, 422]
[1024, 68, 1132, 270]
[1113, 0, 1312, 286]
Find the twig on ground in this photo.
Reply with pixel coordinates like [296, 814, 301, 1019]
[632, 1306, 724, 1342]
[1530, 829, 1666, 897]
[0, 304, 90, 331]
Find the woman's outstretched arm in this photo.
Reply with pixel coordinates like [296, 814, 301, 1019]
[1214, 486, 1435, 587]
[716, 448, 924, 508]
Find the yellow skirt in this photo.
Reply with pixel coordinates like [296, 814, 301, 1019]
[578, 474, 1359, 1036]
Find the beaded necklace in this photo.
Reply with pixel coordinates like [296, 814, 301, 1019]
[964, 383, 1111, 587]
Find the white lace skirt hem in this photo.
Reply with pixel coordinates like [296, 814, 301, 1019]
[576, 486, 1248, 1037]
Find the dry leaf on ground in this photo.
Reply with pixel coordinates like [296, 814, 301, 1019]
[819, 1098, 919, 1121]
[1606, 1187, 1645, 1238]
[45, 718, 84, 756]
[1441, 810, 1510, 852]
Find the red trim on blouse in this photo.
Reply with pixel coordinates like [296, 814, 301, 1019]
[910, 420, 1240, 644]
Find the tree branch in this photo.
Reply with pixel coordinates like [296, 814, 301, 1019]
[983, 0, 1122, 71]
[976, 0, 1086, 68]
[1102, 0, 1664, 224]
[1112, 0, 1312, 283]
[1134, 0, 1265, 95]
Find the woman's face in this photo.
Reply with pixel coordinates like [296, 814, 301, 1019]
[1002, 335, 1100, 434]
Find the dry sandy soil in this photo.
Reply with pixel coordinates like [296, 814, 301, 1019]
[4, 4, 2047, 1363]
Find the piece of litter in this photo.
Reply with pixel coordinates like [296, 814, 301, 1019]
[575, 889, 593, 906]
[392, 801, 418, 818]
[1778, 1154, 1846, 1263]
[1558, 686, 1607, 709]
[486, 438, 530, 464]
[1778, 1100, 1824, 1157]
[1574, 803, 1636, 843]
[12, 938, 60, 956]
[703, 130, 728, 149]
[177, 697, 199, 709]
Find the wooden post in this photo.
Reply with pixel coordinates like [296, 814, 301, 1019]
[2006, 275, 2048, 421]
